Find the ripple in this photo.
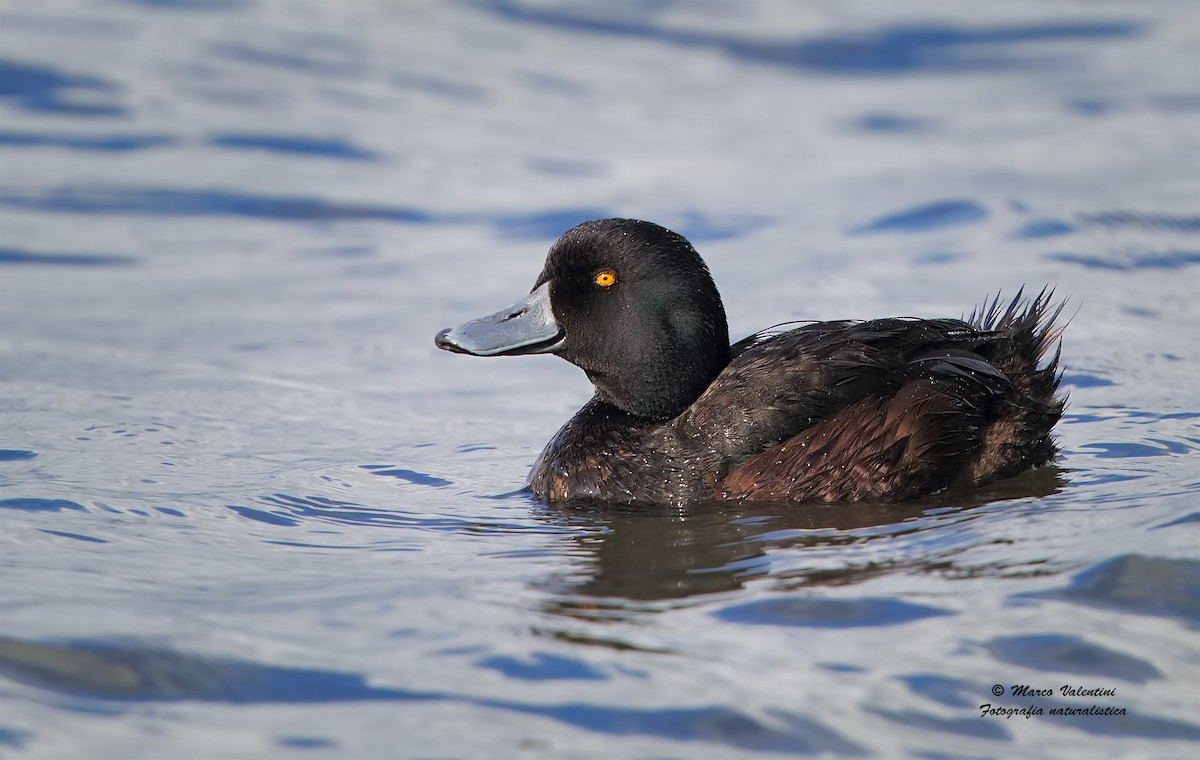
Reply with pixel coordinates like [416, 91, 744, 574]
[212, 37, 365, 78]
[672, 212, 769, 242]
[982, 634, 1162, 682]
[277, 736, 336, 749]
[0, 636, 862, 753]
[853, 113, 933, 133]
[1046, 250, 1200, 271]
[867, 707, 1009, 740]
[226, 505, 300, 527]
[526, 157, 604, 176]
[900, 674, 977, 708]
[1060, 372, 1115, 389]
[0, 57, 124, 115]
[392, 71, 487, 101]
[0, 727, 30, 749]
[207, 133, 381, 161]
[225, 493, 557, 535]
[1076, 440, 1190, 458]
[0, 247, 136, 267]
[488, 702, 865, 755]
[714, 596, 952, 628]
[0, 130, 174, 152]
[0, 636, 433, 703]
[1065, 98, 1114, 116]
[476, 652, 607, 681]
[0, 185, 436, 223]
[482, 4, 1139, 75]
[1014, 218, 1074, 239]
[1021, 554, 1200, 626]
[912, 251, 963, 266]
[493, 208, 612, 239]
[359, 465, 453, 487]
[0, 187, 763, 246]
[1154, 512, 1200, 529]
[852, 199, 986, 234]
[0, 498, 85, 512]
[38, 529, 109, 544]
[1079, 212, 1200, 234]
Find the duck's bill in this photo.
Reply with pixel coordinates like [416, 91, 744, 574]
[435, 281, 565, 357]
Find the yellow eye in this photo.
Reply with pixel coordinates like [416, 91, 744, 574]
[594, 271, 616, 287]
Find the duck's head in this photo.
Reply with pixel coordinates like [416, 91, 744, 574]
[436, 218, 731, 421]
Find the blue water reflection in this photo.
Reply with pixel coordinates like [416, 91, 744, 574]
[1024, 555, 1200, 626]
[852, 199, 987, 234]
[714, 597, 952, 627]
[0, 57, 123, 115]
[0, 130, 173, 151]
[983, 634, 1162, 683]
[0, 186, 436, 222]
[0, 636, 864, 754]
[482, 3, 1140, 75]
[0, 247, 136, 266]
[206, 133, 382, 161]
[1047, 250, 1200, 271]
[0, 498, 86, 512]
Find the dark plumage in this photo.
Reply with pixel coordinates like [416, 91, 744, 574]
[436, 218, 1066, 505]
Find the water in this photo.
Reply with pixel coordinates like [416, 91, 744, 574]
[1, 1, 1198, 757]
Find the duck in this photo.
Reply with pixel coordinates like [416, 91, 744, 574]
[435, 218, 1066, 505]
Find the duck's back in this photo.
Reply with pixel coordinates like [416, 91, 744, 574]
[679, 290, 1065, 502]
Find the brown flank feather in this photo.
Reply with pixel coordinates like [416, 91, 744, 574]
[719, 290, 1066, 502]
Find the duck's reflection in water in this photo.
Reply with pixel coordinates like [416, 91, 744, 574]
[535, 467, 1066, 620]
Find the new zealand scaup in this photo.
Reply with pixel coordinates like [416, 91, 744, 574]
[435, 218, 1066, 505]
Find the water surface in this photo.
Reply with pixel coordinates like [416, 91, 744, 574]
[1, 1, 1198, 757]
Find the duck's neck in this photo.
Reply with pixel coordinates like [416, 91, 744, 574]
[587, 340, 731, 422]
